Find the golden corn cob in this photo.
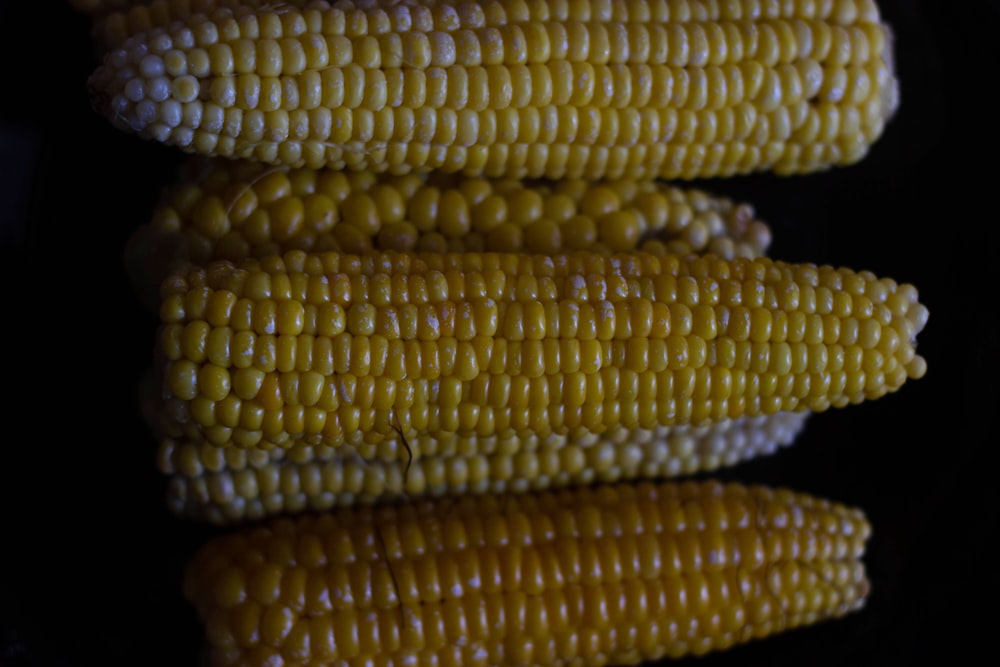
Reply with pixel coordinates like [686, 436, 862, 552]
[155, 249, 927, 452]
[183, 478, 872, 665]
[88, 0, 900, 179]
[126, 156, 773, 310]
[159, 412, 808, 523]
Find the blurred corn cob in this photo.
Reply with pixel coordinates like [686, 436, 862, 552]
[87, 0, 900, 179]
[126, 156, 773, 311]
[183, 477, 872, 665]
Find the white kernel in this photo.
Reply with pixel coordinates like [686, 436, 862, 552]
[120, 35, 140, 52]
[110, 93, 130, 115]
[173, 27, 195, 50]
[147, 122, 171, 141]
[124, 78, 146, 102]
[159, 99, 183, 127]
[171, 126, 195, 147]
[127, 41, 148, 63]
[135, 99, 158, 125]
[139, 54, 165, 78]
[147, 76, 171, 102]
[114, 66, 136, 87]
[149, 32, 173, 54]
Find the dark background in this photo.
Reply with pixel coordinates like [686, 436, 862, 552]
[1, 1, 996, 665]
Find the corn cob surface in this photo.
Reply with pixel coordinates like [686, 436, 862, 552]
[126, 156, 773, 310]
[158, 412, 808, 523]
[87, 0, 900, 179]
[153, 249, 927, 452]
[183, 478, 872, 666]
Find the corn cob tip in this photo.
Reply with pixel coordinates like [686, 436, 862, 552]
[902, 297, 929, 380]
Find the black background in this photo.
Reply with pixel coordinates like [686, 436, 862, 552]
[1, 1, 996, 665]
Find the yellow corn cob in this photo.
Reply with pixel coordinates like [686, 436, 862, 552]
[126, 156, 773, 310]
[183, 478, 872, 665]
[154, 249, 927, 452]
[159, 412, 808, 523]
[88, 0, 899, 179]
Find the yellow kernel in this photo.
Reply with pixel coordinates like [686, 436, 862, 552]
[597, 210, 641, 251]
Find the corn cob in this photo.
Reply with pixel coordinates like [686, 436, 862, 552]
[183, 478, 871, 665]
[159, 412, 808, 523]
[155, 249, 927, 452]
[126, 156, 773, 310]
[88, 0, 900, 179]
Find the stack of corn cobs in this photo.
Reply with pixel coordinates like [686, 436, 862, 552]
[76, 0, 927, 664]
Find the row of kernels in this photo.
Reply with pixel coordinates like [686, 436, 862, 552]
[171, 255, 920, 313]
[187, 485, 863, 569]
[138, 10, 884, 71]
[179, 253, 731, 301]
[167, 429, 801, 511]
[157, 322, 862, 386]
[159, 321, 914, 391]
[82, 0, 884, 26]
[158, 366, 877, 449]
[175, 97, 818, 166]
[160, 297, 902, 353]
[157, 411, 807, 476]
[138, 167, 770, 283]
[108, 37, 888, 124]
[177, 274, 698, 315]
[175, 95, 797, 154]
[168, 127, 864, 179]
[155, 58, 874, 119]
[195, 583, 768, 662]
[165, 436, 748, 516]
